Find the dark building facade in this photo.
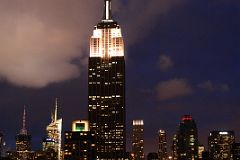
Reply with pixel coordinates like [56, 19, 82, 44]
[147, 152, 158, 160]
[33, 150, 57, 160]
[16, 134, 31, 152]
[64, 131, 96, 160]
[158, 130, 167, 160]
[208, 131, 235, 160]
[175, 115, 198, 160]
[88, 0, 126, 159]
[232, 143, 240, 160]
[0, 132, 7, 158]
[202, 151, 210, 160]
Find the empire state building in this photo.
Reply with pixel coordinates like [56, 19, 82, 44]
[88, 0, 126, 159]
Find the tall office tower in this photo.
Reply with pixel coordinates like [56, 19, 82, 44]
[175, 115, 198, 160]
[132, 120, 144, 160]
[46, 99, 62, 160]
[198, 144, 205, 159]
[64, 120, 96, 160]
[158, 130, 167, 160]
[16, 107, 31, 152]
[88, 0, 126, 159]
[208, 131, 235, 160]
[232, 143, 240, 160]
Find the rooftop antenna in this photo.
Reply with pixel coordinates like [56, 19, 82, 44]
[103, 0, 112, 20]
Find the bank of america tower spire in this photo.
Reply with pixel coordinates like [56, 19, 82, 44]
[88, 0, 126, 159]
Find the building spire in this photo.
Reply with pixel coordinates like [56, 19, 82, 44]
[20, 106, 27, 135]
[54, 98, 58, 122]
[103, 0, 112, 20]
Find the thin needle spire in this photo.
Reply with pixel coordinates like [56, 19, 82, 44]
[20, 106, 27, 135]
[54, 98, 58, 122]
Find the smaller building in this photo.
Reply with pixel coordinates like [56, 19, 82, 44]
[158, 130, 167, 160]
[198, 144, 205, 159]
[172, 134, 178, 160]
[42, 138, 56, 152]
[132, 120, 144, 160]
[208, 131, 235, 160]
[33, 150, 57, 160]
[6, 150, 34, 160]
[64, 120, 96, 160]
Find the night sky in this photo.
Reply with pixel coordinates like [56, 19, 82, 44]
[0, 0, 239, 154]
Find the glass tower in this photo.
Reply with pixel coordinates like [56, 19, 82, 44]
[88, 0, 126, 159]
[175, 115, 198, 160]
[46, 99, 62, 160]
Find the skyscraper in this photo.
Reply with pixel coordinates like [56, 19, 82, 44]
[158, 130, 167, 160]
[16, 107, 31, 152]
[46, 99, 62, 160]
[13, 107, 32, 160]
[175, 115, 198, 160]
[208, 131, 235, 160]
[88, 0, 126, 159]
[132, 120, 144, 160]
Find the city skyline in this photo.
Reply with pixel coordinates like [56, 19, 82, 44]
[0, 0, 239, 155]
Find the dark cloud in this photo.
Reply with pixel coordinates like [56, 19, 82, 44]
[157, 55, 174, 71]
[198, 80, 230, 92]
[156, 78, 193, 100]
[116, 0, 186, 45]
